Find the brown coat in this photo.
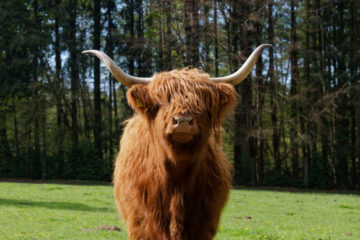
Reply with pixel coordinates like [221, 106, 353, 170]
[113, 69, 237, 240]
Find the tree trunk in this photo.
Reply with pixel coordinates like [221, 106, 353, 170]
[112, 75, 119, 150]
[268, 0, 280, 176]
[255, 1, 265, 184]
[230, 1, 241, 185]
[213, 0, 219, 76]
[204, 1, 211, 72]
[69, 0, 79, 148]
[349, 0, 358, 187]
[81, 75, 91, 138]
[191, 0, 200, 67]
[303, 0, 311, 186]
[93, 0, 102, 161]
[157, 5, 164, 71]
[12, 94, 20, 157]
[0, 107, 11, 162]
[55, 0, 64, 178]
[128, 0, 135, 75]
[135, 0, 144, 75]
[164, 0, 172, 70]
[335, 0, 349, 187]
[33, 0, 41, 178]
[320, 0, 330, 187]
[41, 98, 47, 179]
[233, 1, 255, 185]
[290, 0, 299, 177]
[106, 0, 116, 171]
[184, 0, 192, 66]
[310, 0, 318, 169]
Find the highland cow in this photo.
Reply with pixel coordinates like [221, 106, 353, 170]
[83, 44, 270, 240]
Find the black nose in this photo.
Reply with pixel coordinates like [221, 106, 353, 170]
[172, 115, 194, 127]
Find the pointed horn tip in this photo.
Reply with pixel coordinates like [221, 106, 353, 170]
[82, 50, 97, 55]
[260, 44, 272, 49]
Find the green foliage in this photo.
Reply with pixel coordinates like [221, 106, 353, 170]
[0, 0, 359, 190]
[309, 152, 334, 189]
[64, 139, 110, 181]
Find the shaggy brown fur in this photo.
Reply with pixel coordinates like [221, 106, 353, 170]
[113, 68, 237, 240]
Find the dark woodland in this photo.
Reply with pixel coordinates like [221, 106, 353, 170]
[0, 0, 359, 189]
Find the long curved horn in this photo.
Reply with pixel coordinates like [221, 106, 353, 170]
[210, 44, 272, 85]
[82, 50, 152, 87]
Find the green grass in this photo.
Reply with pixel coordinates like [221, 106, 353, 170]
[0, 182, 359, 240]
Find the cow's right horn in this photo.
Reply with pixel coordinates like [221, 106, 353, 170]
[210, 44, 272, 85]
[82, 50, 152, 87]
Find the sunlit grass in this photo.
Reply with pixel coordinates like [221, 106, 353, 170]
[216, 187, 359, 240]
[0, 182, 359, 239]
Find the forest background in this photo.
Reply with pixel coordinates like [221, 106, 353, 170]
[0, 0, 359, 189]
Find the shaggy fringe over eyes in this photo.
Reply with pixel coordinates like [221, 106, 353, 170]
[152, 69, 216, 110]
[148, 68, 237, 140]
[150, 68, 234, 120]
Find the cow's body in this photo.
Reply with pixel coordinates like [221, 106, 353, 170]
[113, 69, 235, 239]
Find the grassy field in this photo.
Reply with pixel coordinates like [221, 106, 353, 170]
[0, 181, 359, 240]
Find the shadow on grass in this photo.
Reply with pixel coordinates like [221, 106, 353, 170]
[0, 198, 114, 212]
[0, 178, 111, 186]
[232, 186, 360, 195]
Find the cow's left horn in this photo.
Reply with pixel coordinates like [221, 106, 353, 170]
[210, 44, 272, 85]
[82, 50, 152, 87]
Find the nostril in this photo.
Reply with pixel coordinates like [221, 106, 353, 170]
[189, 119, 193, 126]
[173, 118, 178, 125]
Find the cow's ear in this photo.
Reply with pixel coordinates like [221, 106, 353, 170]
[216, 83, 237, 116]
[127, 84, 158, 117]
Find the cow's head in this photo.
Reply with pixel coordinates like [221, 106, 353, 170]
[83, 45, 271, 158]
[126, 69, 237, 150]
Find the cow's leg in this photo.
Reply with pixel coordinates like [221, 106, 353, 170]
[184, 210, 219, 240]
[169, 193, 185, 240]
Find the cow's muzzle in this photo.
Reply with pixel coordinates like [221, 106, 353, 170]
[167, 115, 199, 143]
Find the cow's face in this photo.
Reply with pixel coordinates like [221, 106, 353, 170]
[127, 69, 236, 152]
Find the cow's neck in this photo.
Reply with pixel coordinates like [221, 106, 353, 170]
[163, 141, 208, 188]
[150, 127, 211, 187]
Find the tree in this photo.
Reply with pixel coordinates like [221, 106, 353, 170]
[68, 0, 79, 148]
[93, 0, 102, 161]
[289, 0, 299, 177]
[105, 0, 116, 169]
[268, 0, 280, 176]
[54, 0, 65, 178]
[255, 0, 265, 184]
